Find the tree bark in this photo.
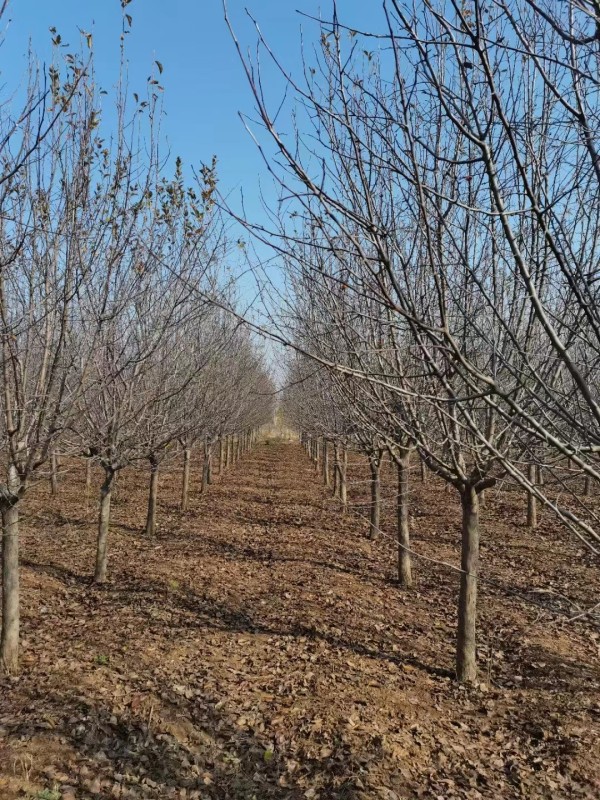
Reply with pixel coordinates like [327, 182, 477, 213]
[206, 441, 213, 485]
[181, 448, 191, 511]
[94, 467, 114, 584]
[1, 501, 20, 673]
[145, 457, 159, 536]
[397, 448, 412, 588]
[333, 440, 339, 496]
[369, 454, 381, 540]
[322, 439, 330, 487]
[340, 444, 347, 511]
[85, 457, 92, 491]
[201, 440, 210, 493]
[219, 437, 225, 475]
[527, 462, 537, 529]
[584, 473, 591, 497]
[50, 450, 58, 496]
[456, 485, 479, 683]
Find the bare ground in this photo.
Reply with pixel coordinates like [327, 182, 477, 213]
[1, 440, 599, 799]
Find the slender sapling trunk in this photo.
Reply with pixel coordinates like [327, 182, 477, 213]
[181, 448, 191, 511]
[527, 462, 537, 529]
[369, 454, 381, 540]
[50, 451, 58, 496]
[456, 485, 480, 684]
[1, 500, 20, 673]
[94, 467, 115, 584]
[340, 445, 348, 511]
[397, 448, 412, 588]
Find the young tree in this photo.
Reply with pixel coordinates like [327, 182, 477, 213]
[0, 39, 109, 671]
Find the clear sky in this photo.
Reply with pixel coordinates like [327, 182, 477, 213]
[0, 0, 374, 224]
[1, 0, 377, 381]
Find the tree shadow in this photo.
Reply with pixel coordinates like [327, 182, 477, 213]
[21, 558, 92, 588]
[4, 681, 364, 799]
[99, 574, 453, 681]
[22, 544, 450, 682]
[512, 641, 600, 693]
[154, 530, 383, 584]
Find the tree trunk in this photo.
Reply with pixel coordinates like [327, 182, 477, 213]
[86, 457, 92, 490]
[94, 468, 114, 584]
[201, 440, 210, 493]
[369, 455, 381, 540]
[145, 458, 159, 536]
[456, 486, 479, 684]
[322, 439, 330, 487]
[206, 442, 213, 485]
[420, 456, 426, 483]
[397, 448, 412, 588]
[340, 445, 347, 511]
[219, 437, 225, 475]
[50, 450, 58, 496]
[1, 501, 20, 673]
[333, 441, 339, 496]
[225, 435, 231, 467]
[527, 462, 537, 529]
[181, 448, 191, 511]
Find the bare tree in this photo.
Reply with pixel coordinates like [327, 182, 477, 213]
[0, 38, 114, 671]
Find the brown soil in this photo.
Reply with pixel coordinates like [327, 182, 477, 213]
[1, 441, 599, 799]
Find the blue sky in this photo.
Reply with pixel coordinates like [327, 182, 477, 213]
[0, 0, 378, 378]
[0, 0, 374, 224]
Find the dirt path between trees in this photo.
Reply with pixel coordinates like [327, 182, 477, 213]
[1, 441, 599, 799]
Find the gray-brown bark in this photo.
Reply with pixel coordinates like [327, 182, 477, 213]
[50, 451, 58, 496]
[322, 439, 330, 487]
[1, 501, 19, 673]
[527, 462, 537, 529]
[396, 448, 412, 588]
[181, 448, 191, 511]
[94, 468, 114, 584]
[340, 444, 347, 511]
[368, 452, 382, 540]
[207, 441, 213, 485]
[332, 440, 339, 496]
[145, 458, 159, 536]
[201, 439, 211, 493]
[456, 486, 480, 684]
